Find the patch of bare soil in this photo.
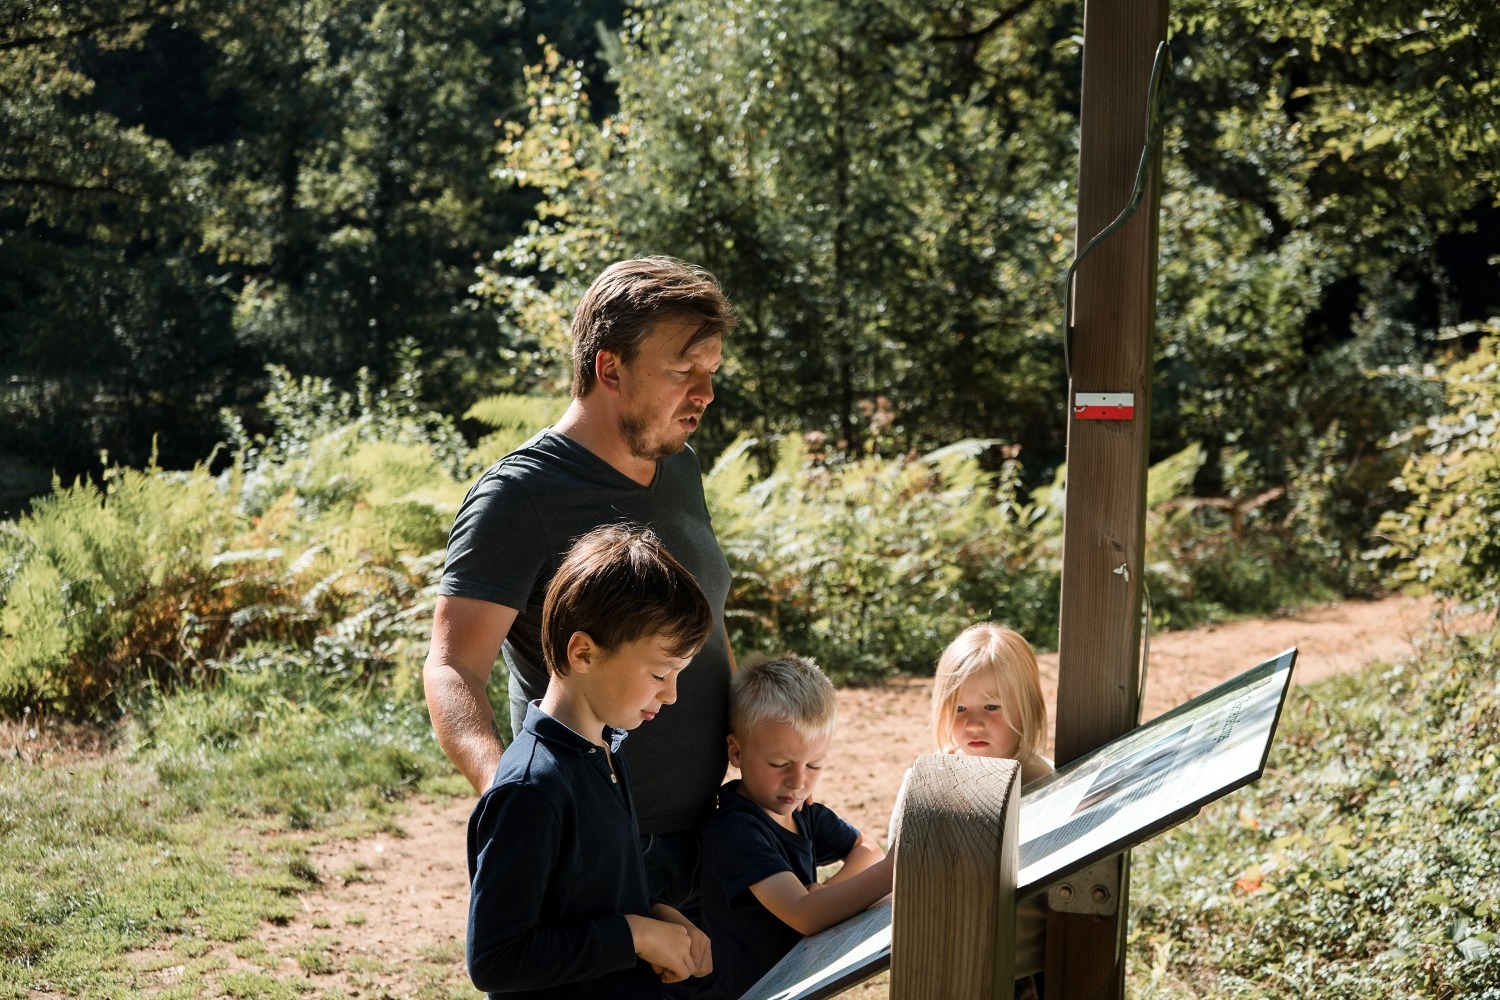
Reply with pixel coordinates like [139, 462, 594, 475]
[243, 593, 1488, 997]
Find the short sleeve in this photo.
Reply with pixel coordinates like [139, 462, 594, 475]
[706, 817, 801, 905]
[805, 804, 861, 868]
[441, 463, 550, 610]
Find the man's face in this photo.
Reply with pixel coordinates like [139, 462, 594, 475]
[615, 321, 722, 463]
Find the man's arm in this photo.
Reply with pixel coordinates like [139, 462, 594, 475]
[424, 594, 519, 794]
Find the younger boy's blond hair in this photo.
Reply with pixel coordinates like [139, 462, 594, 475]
[729, 654, 838, 740]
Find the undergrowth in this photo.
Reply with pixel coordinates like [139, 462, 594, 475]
[1129, 628, 1500, 998]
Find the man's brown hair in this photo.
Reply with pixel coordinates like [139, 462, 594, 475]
[569, 256, 736, 398]
[541, 523, 714, 676]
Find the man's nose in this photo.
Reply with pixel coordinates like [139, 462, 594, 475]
[688, 371, 714, 406]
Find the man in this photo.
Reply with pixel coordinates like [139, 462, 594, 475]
[425, 256, 737, 913]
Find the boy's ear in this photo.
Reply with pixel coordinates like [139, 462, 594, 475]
[726, 733, 741, 768]
[566, 630, 600, 674]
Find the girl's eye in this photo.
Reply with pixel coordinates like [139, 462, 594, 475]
[984, 704, 1002, 712]
[954, 705, 967, 714]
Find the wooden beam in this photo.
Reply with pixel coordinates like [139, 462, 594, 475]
[890, 753, 1020, 1000]
[1047, 0, 1168, 995]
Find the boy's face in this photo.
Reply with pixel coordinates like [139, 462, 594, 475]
[576, 632, 693, 732]
[727, 720, 833, 821]
[948, 673, 1022, 759]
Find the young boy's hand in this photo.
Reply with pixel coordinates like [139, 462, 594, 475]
[650, 902, 713, 978]
[625, 912, 702, 983]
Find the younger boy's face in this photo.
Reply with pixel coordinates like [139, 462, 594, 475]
[727, 720, 833, 822]
[578, 633, 693, 732]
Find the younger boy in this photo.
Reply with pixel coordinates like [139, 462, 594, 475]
[700, 655, 894, 999]
[466, 524, 716, 999]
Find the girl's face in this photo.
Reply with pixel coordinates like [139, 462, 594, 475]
[947, 673, 1023, 760]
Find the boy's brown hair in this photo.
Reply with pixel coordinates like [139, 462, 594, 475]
[541, 523, 713, 675]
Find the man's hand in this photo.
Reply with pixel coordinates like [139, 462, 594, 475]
[625, 913, 698, 983]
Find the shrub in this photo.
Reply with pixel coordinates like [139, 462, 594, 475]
[1370, 328, 1500, 614]
[707, 435, 1060, 682]
[0, 357, 467, 719]
[0, 461, 254, 715]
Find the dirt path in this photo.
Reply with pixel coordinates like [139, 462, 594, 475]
[269, 593, 1483, 997]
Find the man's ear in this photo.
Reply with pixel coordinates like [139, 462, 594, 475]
[726, 733, 742, 768]
[566, 630, 600, 674]
[594, 349, 624, 395]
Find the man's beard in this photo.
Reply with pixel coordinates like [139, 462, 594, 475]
[618, 408, 700, 463]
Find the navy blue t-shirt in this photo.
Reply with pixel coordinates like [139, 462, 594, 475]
[699, 780, 860, 999]
[466, 704, 661, 1000]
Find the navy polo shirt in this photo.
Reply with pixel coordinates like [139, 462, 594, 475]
[466, 703, 661, 999]
[699, 779, 860, 999]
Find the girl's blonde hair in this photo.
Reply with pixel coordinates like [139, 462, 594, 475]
[930, 623, 1047, 761]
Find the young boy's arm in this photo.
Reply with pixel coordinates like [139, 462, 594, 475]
[748, 844, 894, 937]
[814, 831, 884, 889]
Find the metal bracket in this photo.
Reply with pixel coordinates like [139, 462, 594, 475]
[1046, 858, 1121, 916]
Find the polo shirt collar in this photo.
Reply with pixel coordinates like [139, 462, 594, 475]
[522, 701, 630, 756]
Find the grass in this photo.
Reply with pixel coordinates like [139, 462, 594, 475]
[1127, 627, 1500, 998]
[4, 629, 1497, 998]
[0, 658, 470, 999]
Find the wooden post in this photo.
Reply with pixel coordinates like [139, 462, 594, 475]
[889, 753, 1020, 1000]
[1048, 0, 1168, 995]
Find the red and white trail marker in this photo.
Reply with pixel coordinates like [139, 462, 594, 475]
[1073, 392, 1135, 420]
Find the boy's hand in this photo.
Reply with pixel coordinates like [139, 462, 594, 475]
[651, 902, 712, 978]
[624, 913, 698, 983]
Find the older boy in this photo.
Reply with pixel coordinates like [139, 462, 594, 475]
[466, 524, 715, 999]
[699, 655, 894, 999]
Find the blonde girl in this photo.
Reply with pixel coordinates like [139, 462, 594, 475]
[928, 622, 1052, 999]
[931, 622, 1054, 783]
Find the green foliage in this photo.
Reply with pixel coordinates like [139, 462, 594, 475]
[0, 461, 248, 714]
[485, 2, 1080, 457]
[1371, 330, 1500, 612]
[1143, 444, 1345, 628]
[708, 435, 1059, 682]
[0, 362, 465, 719]
[1130, 630, 1500, 997]
[463, 392, 571, 469]
[0, 0, 545, 488]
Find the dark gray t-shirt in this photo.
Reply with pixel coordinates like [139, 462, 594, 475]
[440, 429, 732, 834]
